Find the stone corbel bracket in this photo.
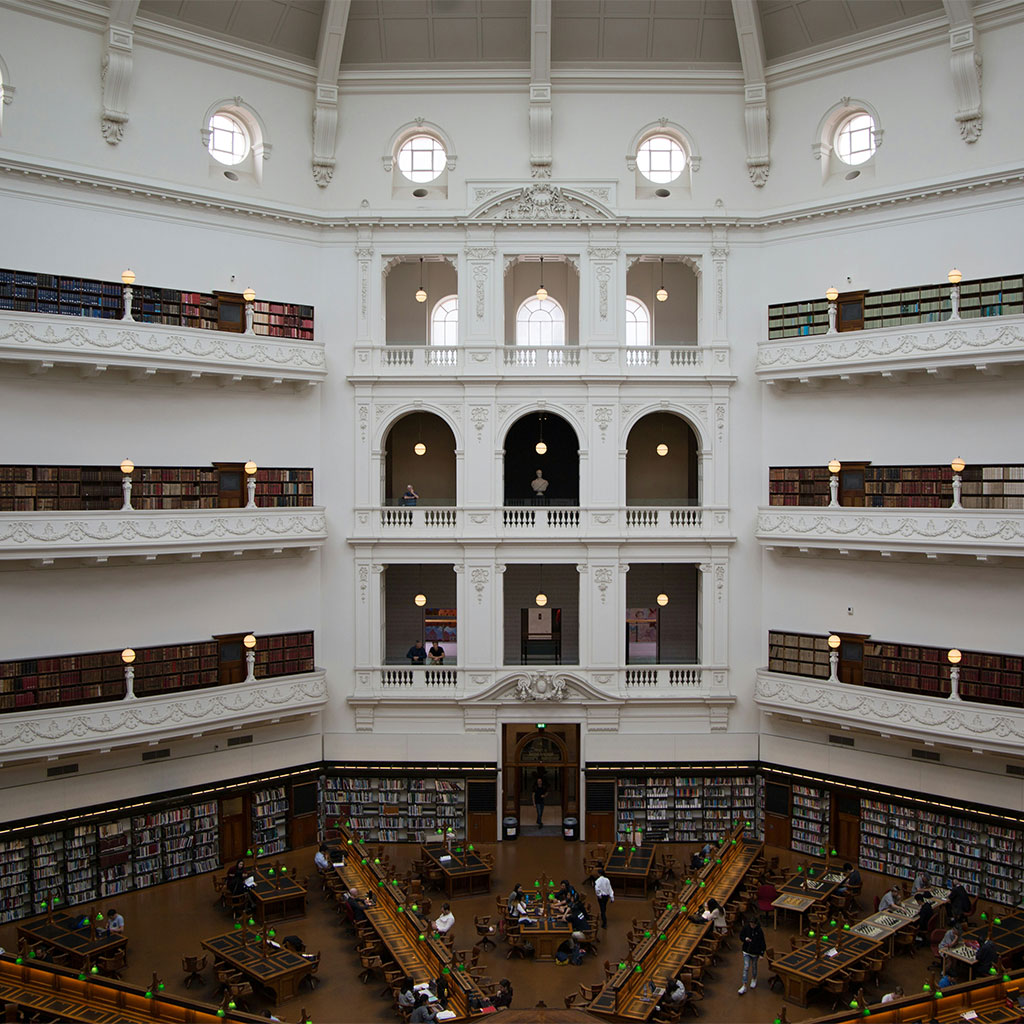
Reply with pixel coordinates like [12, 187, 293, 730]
[101, 24, 135, 144]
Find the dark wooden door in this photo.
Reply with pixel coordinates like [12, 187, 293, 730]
[839, 462, 869, 507]
[764, 812, 791, 849]
[833, 792, 861, 862]
[219, 795, 248, 863]
[837, 634, 868, 686]
[215, 633, 247, 685]
[467, 780, 497, 843]
[215, 462, 245, 508]
[837, 291, 866, 332]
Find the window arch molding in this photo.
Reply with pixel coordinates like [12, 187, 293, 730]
[0, 52, 15, 134]
[626, 119, 702, 175]
[813, 97, 883, 180]
[382, 119, 457, 174]
[200, 96, 272, 183]
[375, 405, 463, 452]
[620, 403, 709, 454]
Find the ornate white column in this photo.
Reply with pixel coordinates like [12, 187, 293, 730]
[353, 554, 382, 667]
[579, 557, 621, 670]
[584, 231, 620, 345]
[463, 229, 498, 369]
[463, 553, 499, 670]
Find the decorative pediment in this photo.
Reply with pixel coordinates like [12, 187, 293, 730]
[464, 670, 622, 705]
[470, 185, 614, 224]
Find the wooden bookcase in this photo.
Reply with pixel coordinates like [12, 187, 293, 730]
[0, 463, 314, 511]
[251, 786, 289, 856]
[790, 784, 830, 856]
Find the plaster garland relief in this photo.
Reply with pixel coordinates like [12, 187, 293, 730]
[756, 510, 1024, 545]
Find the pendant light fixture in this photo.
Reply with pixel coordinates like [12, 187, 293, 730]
[536, 257, 548, 301]
[414, 417, 426, 456]
[656, 562, 669, 607]
[536, 563, 547, 607]
[415, 257, 427, 303]
[414, 564, 427, 608]
[656, 443, 669, 457]
[656, 257, 668, 302]
[535, 413, 547, 456]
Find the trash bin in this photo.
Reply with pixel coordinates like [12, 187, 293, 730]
[562, 816, 579, 841]
[503, 816, 519, 841]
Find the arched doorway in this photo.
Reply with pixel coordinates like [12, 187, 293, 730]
[501, 722, 580, 835]
[625, 412, 699, 505]
[383, 412, 457, 505]
[503, 412, 579, 506]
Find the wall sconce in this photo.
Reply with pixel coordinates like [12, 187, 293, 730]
[415, 258, 427, 303]
[827, 633, 841, 682]
[121, 647, 136, 700]
[947, 268, 962, 321]
[947, 647, 962, 701]
[244, 461, 258, 508]
[825, 286, 839, 334]
[950, 457, 965, 509]
[242, 288, 256, 334]
[243, 633, 257, 682]
[656, 444, 669, 457]
[827, 460, 841, 507]
[121, 269, 136, 322]
[120, 459, 135, 511]
[536, 257, 548, 301]
[656, 258, 668, 302]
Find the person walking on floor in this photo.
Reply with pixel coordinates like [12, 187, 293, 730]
[532, 772, 548, 827]
[594, 868, 614, 928]
[738, 912, 767, 994]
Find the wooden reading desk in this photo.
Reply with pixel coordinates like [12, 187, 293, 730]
[605, 842, 657, 898]
[17, 910, 127, 969]
[245, 866, 307, 925]
[201, 927, 313, 1003]
[771, 930, 881, 1007]
[944, 912, 1024, 968]
[518, 900, 574, 962]
[421, 842, 491, 898]
[589, 823, 762, 1021]
[849, 887, 950, 956]
[333, 825, 491, 1021]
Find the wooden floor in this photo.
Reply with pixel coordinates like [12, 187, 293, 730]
[0, 839, 972, 1023]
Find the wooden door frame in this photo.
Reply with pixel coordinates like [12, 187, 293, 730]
[502, 724, 580, 821]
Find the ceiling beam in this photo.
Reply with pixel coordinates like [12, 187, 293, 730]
[529, 0, 552, 178]
[101, 0, 140, 145]
[312, 0, 352, 188]
[943, 0, 983, 143]
[731, 0, 770, 187]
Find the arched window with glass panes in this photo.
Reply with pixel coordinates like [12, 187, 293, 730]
[431, 295, 458, 346]
[515, 297, 565, 347]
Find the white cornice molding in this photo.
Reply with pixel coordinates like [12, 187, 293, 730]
[756, 668, 1024, 758]
[757, 506, 1024, 561]
[0, 670, 327, 763]
[0, 311, 327, 385]
[0, 507, 327, 565]
[756, 315, 1024, 383]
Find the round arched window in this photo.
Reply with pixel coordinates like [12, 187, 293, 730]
[834, 113, 877, 166]
[636, 135, 686, 183]
[397, 134, 447, 183]
[207, 112, 250, 166]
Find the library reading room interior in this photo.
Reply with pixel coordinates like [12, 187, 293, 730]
[2, 1, 1024, 1022]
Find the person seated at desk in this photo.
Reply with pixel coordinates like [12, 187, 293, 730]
[566, 898, 588, 934]
[226, 858, 246, 884]
[344, 887, 374, 922]
[508, 883, 525, 906]
[949, 881, 972, 923]
[491, 978, 513, 1009]
[410, 993, 439, 1023]
[838, 862, 861, 893]
[314, 844, 330, 872]
[913, 897, 935, 943]
[938, 923, 962, 973]
[226, 864, 248, 899]
[398, 976, 417, 1009]
[434, 902, 455, 935]
[551, 879, 576, 912]
[509, 894, 535, 925]
[659, 974, 686, 1009]
[878, 885, 901, 912]
[911, 871, 930, 895]
[698, 898, 728, 935]
[973, 938, 999, 979]
[880, 985, 904, 1003]
[106, 908, 124, 937]
[555, 934, 583, 965]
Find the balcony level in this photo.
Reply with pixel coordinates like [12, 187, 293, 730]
[353, 504, 731, 542]
[0, 506, 326, 566]
[0, 310, 326, 388]
[0, 670, 327, 763]
[755, 668, 1024, 759]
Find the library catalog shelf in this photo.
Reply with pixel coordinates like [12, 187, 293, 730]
[0, 507, 327, 565]
[0, 311, 326, 387]
[353, 505, 731, 542]
[351, 343, 733, 380]
[755, 668, 1024, 758]
[755, 313, 1024, 386]
[0, 670, 327, 763]
[756, 506, 1024, 561]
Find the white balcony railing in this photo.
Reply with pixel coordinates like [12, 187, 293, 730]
[352, 505, 732, 542]
[756, 668, 1024, 757]
[0, 311, 327, 387]
[352, 343, 732, 379]
[0, 670, 328, 763]
[756, 505, 1024, 561]
[0, 507, 328, 565]
[756, 314, 1024, 386]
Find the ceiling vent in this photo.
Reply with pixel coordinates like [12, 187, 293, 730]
[912, 748, 940, 762]
[142, 748, 170, 762]
[227, 734, 253, 747]
[46, 762, 79, 777]
[828, 734, 854, 747]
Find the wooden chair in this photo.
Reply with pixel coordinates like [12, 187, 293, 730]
[211, 874, 227, 906]
[214, 965, 243, 996]
[181, 953, 208, 988]
[505, 920, 529, 960]
[225, 979, 253, 1011]
[578, 983, 602, 1001]
[96, 950, 126, 979]
[357, 945, 386, 985]
[301, 951, 321, 990]
[894, 929, 917, 957]
[764, 948, 783, 992]
[564, 993, 579, 1010]
[474, 915, 497, 951]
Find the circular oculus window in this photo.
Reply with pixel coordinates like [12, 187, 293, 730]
[834, 113, 877, 166]
[207, 112, 250, 166]
[636, 134, 686, 184]
[397, 134, 447, 183]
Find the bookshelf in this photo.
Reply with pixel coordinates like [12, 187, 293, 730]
[66, 825, 98, 906]
[321, 774, 468, 842]
[790, 784, 830, 856]
[767, 632, 830, 679]
[0, 839, 31, 924]
[251, 786, 289, 856]
[31, 831, 65, 908]
[613, 773, 759, 842]
[0, 463, 315, 511]
[98, 818, 133, 897]
[0, 630, 315, 713]
[0, 268, 314, 339]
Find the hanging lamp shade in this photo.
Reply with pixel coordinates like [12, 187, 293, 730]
[656, 257, 668, 302]
[536, 256, 548, 300]
[415, 257, 427, 302]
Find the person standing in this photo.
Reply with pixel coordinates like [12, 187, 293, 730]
[594, 868, 614, 929]
[406, 640, 427, 665]
[737, 913, 766, 994]
[532, 772, 548, 827]
[401, 484, 419, 506]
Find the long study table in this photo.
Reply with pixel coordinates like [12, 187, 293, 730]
[201, 928, 313, 1003]
[771, 931, 881, 1007]
[605, 842, 657, 898]
[17, 910, 127, 969]
[589, 823, 763, 1021]
[944, 912, 1024, 969]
